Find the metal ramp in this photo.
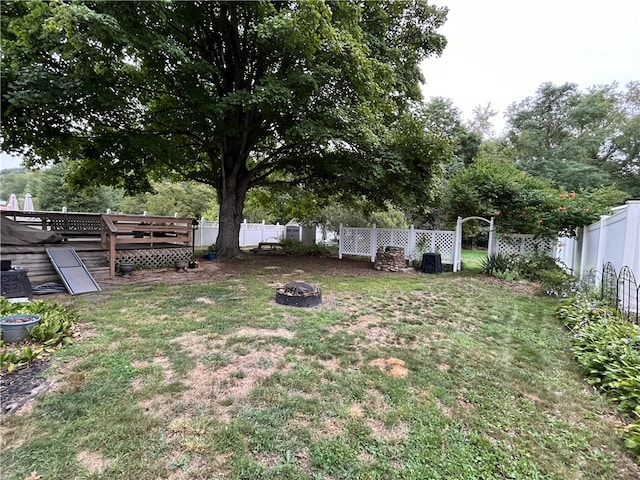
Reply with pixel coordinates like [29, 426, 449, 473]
[46, 247, 101, 295]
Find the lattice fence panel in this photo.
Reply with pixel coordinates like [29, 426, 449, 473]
[412, 231, 434, 261]
[522, 236, 554, 256]
[494, 235, 554, 256]
[341, 228, 372, 256]
[434, 232, 455, 263]
[495, 237, 522, 255]
[376, 229, 409, 251]
[112, 248, 192, 269]
[375, 230, 392, 249]
[341, 227, 456, 263]
[410, 230, 455, 263]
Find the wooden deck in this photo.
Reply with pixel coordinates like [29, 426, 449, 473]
[1, 211, 196, 285]
[1, 241, 109, 285]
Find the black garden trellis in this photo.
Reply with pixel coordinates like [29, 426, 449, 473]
[601, 262, 639, 325]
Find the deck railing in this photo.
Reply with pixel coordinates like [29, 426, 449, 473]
[2, 211, 195, 279]
[100, 214, 194, 278]
[1, 210, 101, 237]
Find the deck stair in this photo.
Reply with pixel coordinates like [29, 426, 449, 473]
[1, 243, 110, 285]
[1, 211, 196, 286]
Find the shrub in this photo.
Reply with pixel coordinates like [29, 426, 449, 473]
[571, 316, 640, 415]
[556, 293, 640, 458]
[279, 238, 336, 257]
[482, 253, 575, 295]
[624, 409, 640, 461]
[555, 292, 616, 330]
[513, 254, 575, 294]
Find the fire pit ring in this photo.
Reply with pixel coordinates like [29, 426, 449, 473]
[275, 281, 322, 308]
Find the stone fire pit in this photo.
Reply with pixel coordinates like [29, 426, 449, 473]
[275, 281, 322, 308]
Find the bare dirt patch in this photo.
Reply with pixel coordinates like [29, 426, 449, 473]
[180, 342, 290, 422]
[171, 331, 213, 356]
[329, 314, 402, 347]
[366, 418, 409, 442]
[348, 402, 365, 418]
[368, 357, 409, 378]
[97, 255, 401, 291]
[76, 450, 113, 475]
[317, 357, 341, 373]
[475, 275, 540, 296]
[233, 327, 295, 339]
[195, 297, 216, 305]
[138, 394, 174, 418]
[152, 353, 175, 383]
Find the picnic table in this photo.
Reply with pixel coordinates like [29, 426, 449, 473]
[251, 242, 285, 253]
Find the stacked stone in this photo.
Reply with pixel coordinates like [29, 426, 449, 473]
[374, 246, 407, 271]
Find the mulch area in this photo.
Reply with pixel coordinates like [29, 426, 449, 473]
[1, 359, 51, 418]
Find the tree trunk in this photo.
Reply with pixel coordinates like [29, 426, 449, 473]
[216, 171, 250, 258]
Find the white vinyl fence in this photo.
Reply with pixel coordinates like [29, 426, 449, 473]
[487, 201, 640, 281]
[559, 200, 640, 280]
[194, 219, 337, 248]
[338, 225, 456, 264]
[195, 219, 285, 247]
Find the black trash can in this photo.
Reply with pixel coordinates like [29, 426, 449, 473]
[421, 253, 443, 274]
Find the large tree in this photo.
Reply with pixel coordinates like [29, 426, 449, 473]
[506, 81, 640, 198]
[1, 0, 449, 256]
[422, 97, 481, 169]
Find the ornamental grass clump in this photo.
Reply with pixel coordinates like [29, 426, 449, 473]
[480, 253, 515, 277]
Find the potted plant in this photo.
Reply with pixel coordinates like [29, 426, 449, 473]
[118, 262, 136, 276]
[1, 314, 41, 343]
[174, 259, 188, 272]
[205, 245, 216, 260]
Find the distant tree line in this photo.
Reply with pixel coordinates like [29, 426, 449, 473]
[2, 80, 637, 238]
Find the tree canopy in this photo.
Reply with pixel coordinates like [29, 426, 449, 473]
[506, 81, 640, 198]
[442, 155, 625, 238]
[1, 0, 450, 256]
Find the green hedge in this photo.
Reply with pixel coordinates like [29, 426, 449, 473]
[556, 293, 640, 460]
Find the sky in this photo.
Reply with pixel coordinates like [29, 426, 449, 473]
[420, 0, 640, 135]
[1, 0, 639, 169]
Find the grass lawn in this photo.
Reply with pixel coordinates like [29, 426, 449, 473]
[460, 248, 487, 273]
[1, 255, 638, 479]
